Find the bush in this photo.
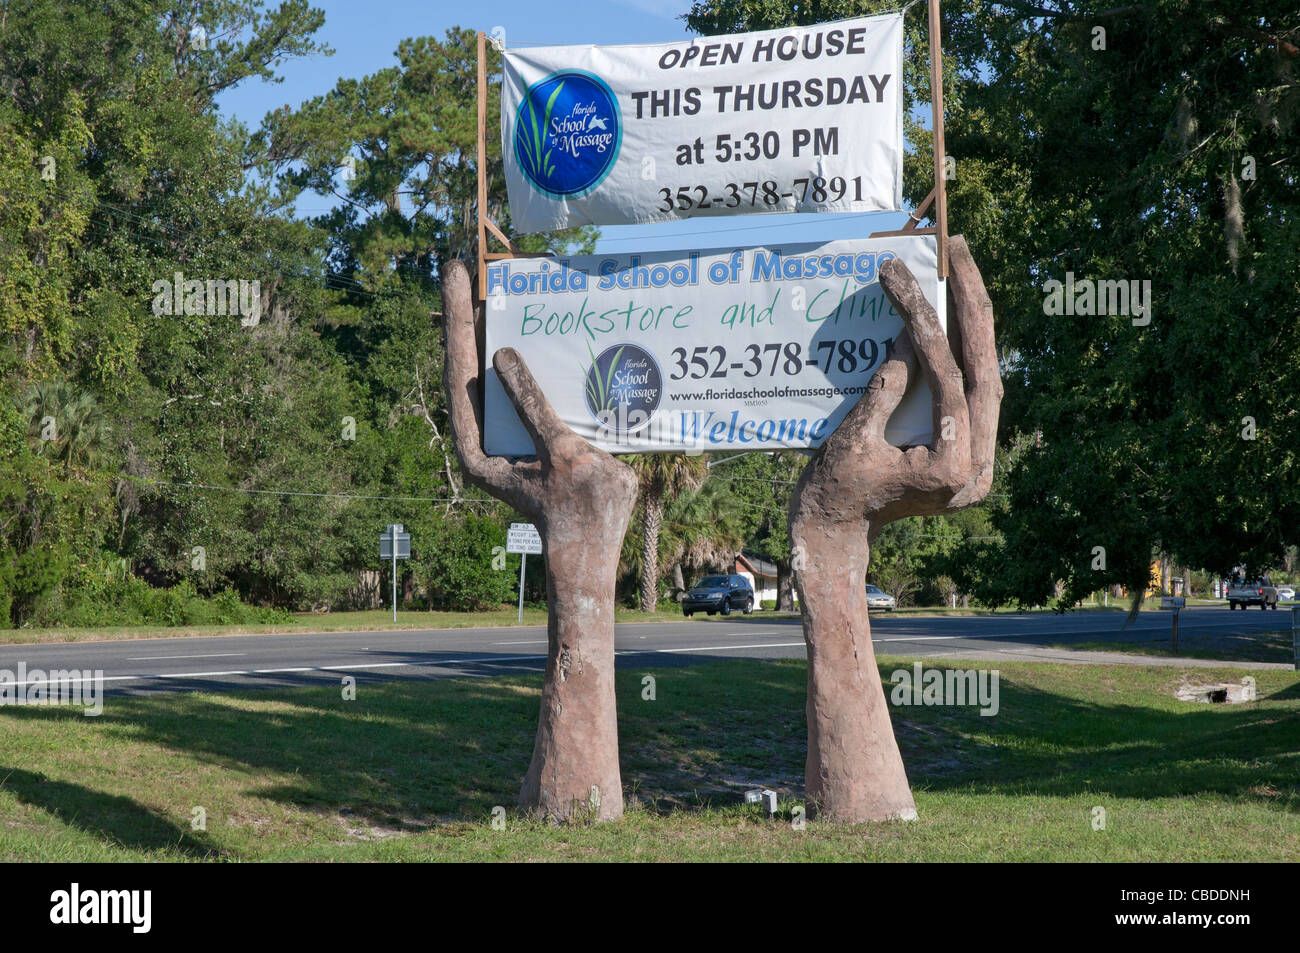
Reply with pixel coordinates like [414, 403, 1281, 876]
[419, 514, 516, 611]
[22, 565, 293, 629]
[4, 546, 69, 626]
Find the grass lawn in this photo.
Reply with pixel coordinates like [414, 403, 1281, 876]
[1, 657, 1297, 861]
[1052, 626, 1297, 665]
[0, 606, 755, 646]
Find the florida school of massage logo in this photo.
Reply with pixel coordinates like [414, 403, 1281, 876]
[583, 343, 662, 437]
[514, 70, 621, 199]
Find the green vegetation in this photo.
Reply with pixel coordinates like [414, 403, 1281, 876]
[1, 658, 1296, 861]
[1052, 628, 1296, 665]
[688, 0, 1300, 608]
[4, 0, 1296, 632]
[0, 606, 782, 646]
[0, 2, 589, 628]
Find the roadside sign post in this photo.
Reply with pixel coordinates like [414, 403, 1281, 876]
[1292, 605, 1299, 672]
[380, 523, 411, 622]
[506, 523, 543, 623]
[1160, 596, 1185, 654]
[518, 553, 527, 623]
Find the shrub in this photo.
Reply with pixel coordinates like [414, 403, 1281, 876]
[419, 514, 515, 611]
[21, 565, 293, 629]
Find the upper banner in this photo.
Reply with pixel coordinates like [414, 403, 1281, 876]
[501, 13, 904, 232]
[483, 234, 940, 456]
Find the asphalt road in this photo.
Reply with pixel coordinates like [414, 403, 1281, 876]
[0, 604, 1293, 697]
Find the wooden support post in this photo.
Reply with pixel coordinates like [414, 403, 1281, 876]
[476, 30, 488, 301]
[928, 0, 949, 279]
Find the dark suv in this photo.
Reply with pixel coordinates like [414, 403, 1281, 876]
[683, 574, 754, 617]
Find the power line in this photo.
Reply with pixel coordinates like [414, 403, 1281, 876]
[129, 476, 462, 504]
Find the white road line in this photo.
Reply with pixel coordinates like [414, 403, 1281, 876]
[620, 642, 806, 654]
[1, 654, 554, 688]
[126, 652, 247, 660]
[492, 640, 548, 645]
[13, 618, 1278, 690]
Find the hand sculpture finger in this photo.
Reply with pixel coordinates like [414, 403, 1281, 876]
[879, 257, 970, 474]
[493, 347, 589, 469]
[442, 260, 539, 511]
[944, 236, 1003, 506]
[840, 332, 918, 449]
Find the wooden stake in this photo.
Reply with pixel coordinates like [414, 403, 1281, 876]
[476, 30, 487, 300]
[928, 0, 948, 279]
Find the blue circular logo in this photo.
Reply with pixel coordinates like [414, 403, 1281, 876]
[584, 344, 662, 437]
[514, 71, 621, 199]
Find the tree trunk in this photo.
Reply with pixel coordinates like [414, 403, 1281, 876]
[776, 558, 795, 611]
[355, 569, 380, 609]
[1160, 555, 1171, 595]
[639, 494, 662, 613]
[519, 505, 627, 821]
[672, 562, 685, 599]
[794, 524, 916, 822]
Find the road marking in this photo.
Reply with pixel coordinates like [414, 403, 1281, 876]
[126, 652, 247, 660]
[619, 642, 806, 654]
[0, 655, 552, 688]
[493, 640, 548, 645]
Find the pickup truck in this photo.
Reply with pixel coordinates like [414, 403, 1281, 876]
[1226, 578, 1279, 610]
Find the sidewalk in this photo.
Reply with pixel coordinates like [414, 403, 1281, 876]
[916, 644, 1293, 670]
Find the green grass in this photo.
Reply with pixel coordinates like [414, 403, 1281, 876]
[1, 657, 1297, 861]
[0, 606, 764, 646]
[1051, 627, 1297, 664]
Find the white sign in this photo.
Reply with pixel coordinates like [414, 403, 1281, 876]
[484, 234, 941, 455]
[501, 13, 903, 232]
[507, 522, 543, 554]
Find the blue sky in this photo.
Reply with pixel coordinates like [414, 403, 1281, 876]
[216, 0, 910, 253]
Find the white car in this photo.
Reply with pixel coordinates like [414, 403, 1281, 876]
[1277, 585, 1296, 602]
[865, 584, 896, 611]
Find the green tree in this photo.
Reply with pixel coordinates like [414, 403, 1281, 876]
[250, 26, 595, 294]
[624, 453, 707, 610]
[690, 0, 1300, 608]
[717, 451, 805, 609]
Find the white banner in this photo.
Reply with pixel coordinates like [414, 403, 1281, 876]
[483, 234, 941, 456]
[501, 13, 903, 232]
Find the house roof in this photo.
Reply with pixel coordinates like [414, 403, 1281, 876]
[736, 552, 779, 578]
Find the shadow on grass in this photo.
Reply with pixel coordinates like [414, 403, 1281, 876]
[0, 766, 220, 858]
[1, 656, 1297, 856]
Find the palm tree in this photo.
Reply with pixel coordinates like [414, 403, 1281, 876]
[22, 381, 109, 468]
[660, 479, 744, 589]
[625, 453, 706, 611]
[620, 477, 745, 604]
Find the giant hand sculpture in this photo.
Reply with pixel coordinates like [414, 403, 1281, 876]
[442, 259, 638, 822]
[789, 236, 1002, 822]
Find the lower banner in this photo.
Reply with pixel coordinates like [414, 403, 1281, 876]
[483, 234, 940, 455]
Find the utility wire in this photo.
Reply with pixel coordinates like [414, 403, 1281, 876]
[129, 476, 463, 504]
